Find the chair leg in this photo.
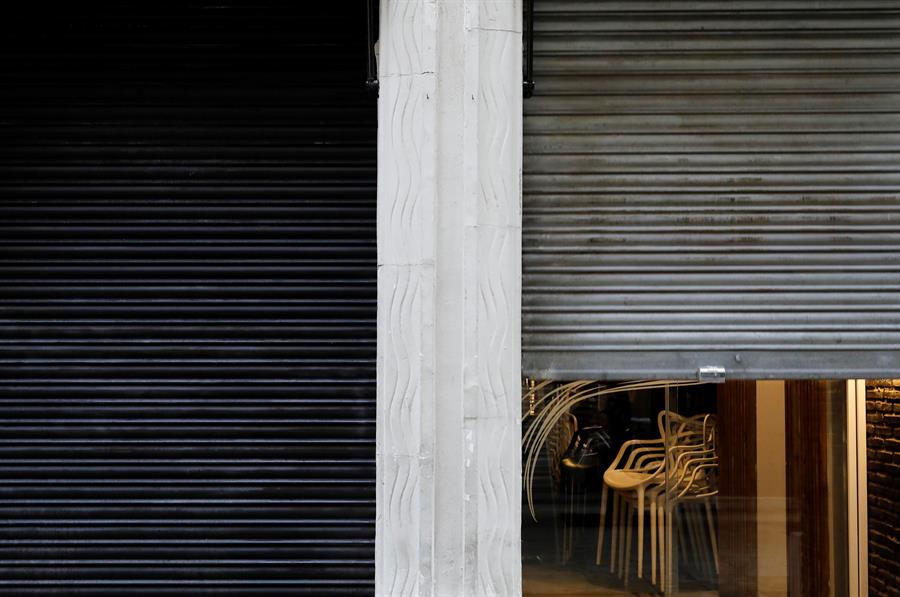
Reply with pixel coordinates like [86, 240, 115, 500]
[618, 499, 629, 578]
[562, 480, 569, 564]
[580, 481, 588, 545]
[694, 504, 712, 579]
[560, 480, 567, 562]
[684, 504, 697, 575]
[609, 492, 619, 573]
[666, 504, 675, 591]
[699, 504, 713, 578]
[596, 485, 608, 566]
[657, 497, 666, 591]
[650, 493, 657, 585]
[705, 499, 719, 575]
[636, 489, 645, 579]
[624, 501, 633, 583]
[567, 477, 574, 562]
[687, 504, 706, 578]
[676, 505, 690, 578]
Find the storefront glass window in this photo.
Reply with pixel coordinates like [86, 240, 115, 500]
[522, 380, 853, 596]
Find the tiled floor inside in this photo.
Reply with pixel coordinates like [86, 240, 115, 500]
[523, 563, 717, 597]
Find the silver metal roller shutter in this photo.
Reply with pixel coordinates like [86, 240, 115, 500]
[523, 0, 900, 380]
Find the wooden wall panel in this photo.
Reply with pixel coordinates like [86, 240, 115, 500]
[717, 380, 758, 597]
[785, 380, 831, 597]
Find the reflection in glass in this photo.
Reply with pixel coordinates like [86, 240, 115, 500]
[522, 380, 851, 596]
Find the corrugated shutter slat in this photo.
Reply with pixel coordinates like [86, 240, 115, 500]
[0, 3, 375, 595]
[523, 0, 900, 380]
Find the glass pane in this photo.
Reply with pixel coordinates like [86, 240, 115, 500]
[522, 380, 683, 595]
[663, 383, 721, 595]
[666, 380, 849, 597]
[522, 380, 852, 597]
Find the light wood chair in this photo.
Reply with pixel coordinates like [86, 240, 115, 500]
[596, 412, 711, 583]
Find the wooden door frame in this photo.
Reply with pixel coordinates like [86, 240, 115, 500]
[846, 379, 869, 597]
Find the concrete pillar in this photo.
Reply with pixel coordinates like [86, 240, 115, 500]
[375, 1, 522, 595]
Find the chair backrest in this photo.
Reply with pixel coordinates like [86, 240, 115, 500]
[667, 413, 719, 497]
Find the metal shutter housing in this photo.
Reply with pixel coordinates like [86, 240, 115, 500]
[0, 3, 375, 595]
[523, 1, 900, 380]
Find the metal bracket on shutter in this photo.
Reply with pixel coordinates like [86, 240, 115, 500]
[697, 366, 726, 384]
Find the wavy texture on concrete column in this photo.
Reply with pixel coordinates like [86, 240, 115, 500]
[465, 4, 522, 595]
[378, 2, 521, 595]
[376, 2, 437, 595]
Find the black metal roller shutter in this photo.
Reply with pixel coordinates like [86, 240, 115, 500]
[0, 3, 375, 595]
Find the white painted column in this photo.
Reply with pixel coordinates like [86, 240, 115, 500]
[376, 1, 522, 595]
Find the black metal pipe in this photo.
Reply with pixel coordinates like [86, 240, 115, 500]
[523, 0, 535, 98]
[366, 0, 379, 96]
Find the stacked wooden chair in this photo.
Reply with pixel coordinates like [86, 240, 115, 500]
[596, 412, 718, 591]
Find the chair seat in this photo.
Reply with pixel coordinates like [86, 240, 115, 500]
[603, 469, 660, 490]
